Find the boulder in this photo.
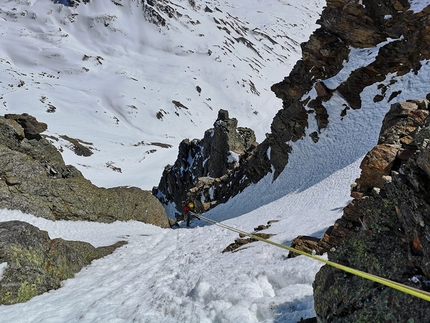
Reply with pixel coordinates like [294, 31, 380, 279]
[0, 221, 126, 305]
[353, 100, 429, 195]
[222, 224, 276, 253]
[4, 113, 47, 140]
[0, 114, 169, 228]
[355, 144, 399, 190]
[287, 235, 324, 258]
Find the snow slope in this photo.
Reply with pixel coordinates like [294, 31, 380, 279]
[0, 157, 361, 323]
[0, 0, 324, 189]
[1, 65, 429, 321]
[1, 0, 430, 322]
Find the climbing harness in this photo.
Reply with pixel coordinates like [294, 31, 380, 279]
[198, 214, 430, 302]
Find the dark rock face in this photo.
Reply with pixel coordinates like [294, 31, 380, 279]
[154, 110, 258, 213]
[263, 0, 430, 179]
[56, 0, 90, 8]
[0, 221, 125, 304]
[4, 114, 47, 140]
[313, 100, 430, 322]
[0, 114, 170, 228]
[142, 0, 181, 27]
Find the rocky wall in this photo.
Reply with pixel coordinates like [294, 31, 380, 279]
[313, 100, 430, 322]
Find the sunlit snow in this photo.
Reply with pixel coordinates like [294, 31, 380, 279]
[0, 0, 324, 189]
[408, 0, 430, 12]
[1, 0, 430, 322]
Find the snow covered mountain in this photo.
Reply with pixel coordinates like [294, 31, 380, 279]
[1, 0, 430, 322]
[0, 0, 324, 189]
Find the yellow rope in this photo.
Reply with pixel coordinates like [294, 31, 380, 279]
[198, 215, 430, 302]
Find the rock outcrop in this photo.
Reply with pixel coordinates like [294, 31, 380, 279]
[312, 100, 430, 322]
[0, 114, 170, 228]
[0, 220, 125, 304]
[261, 0, 430, 180]
[154, 109, 258, 214]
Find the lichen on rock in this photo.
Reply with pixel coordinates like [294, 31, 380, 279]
[0, 221, 126, 305]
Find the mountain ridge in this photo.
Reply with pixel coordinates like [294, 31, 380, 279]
[1, 0, 430, 321]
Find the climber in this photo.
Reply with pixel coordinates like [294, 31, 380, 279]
[182, 200, 191, 227]
[182, 200, 200, 227]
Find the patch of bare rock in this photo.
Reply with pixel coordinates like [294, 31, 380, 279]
[0, 221, 126, 305]
[222, 220, 278, 253]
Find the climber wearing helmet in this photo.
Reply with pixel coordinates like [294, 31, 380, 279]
[182, 200, 199, 227]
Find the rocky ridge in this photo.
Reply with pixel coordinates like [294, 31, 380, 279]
[0, 113, 169, 227]
[154, 109, 257, 214]
[285, 99, 430, 320]
[309, 100, 430, 322]
[266, 0, 430, 179]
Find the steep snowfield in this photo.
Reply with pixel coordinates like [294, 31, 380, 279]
[0, 0, 324, 189]
[0, 157, 361, 323]
[1, 0, 430, 322]
[409, 0, 430, 12]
